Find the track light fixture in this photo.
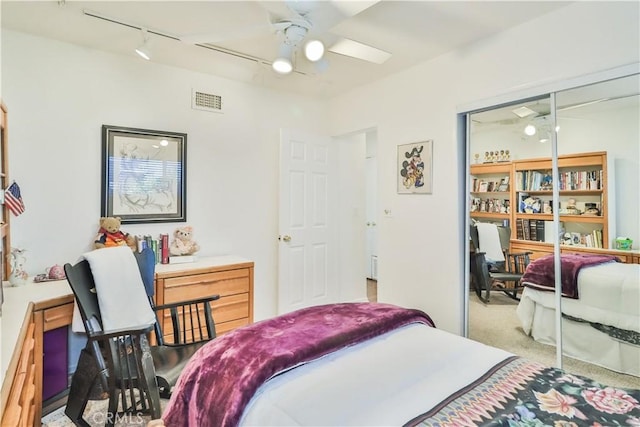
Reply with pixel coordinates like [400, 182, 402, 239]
[135, 28, 151, 60]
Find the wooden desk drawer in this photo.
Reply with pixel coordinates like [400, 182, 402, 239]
[212, 293, 249, 323]
[216, 318, 250, 336]
[43, 303, 73, 332]
[161, 293, 248, 332]
[164, 270, 249, 303]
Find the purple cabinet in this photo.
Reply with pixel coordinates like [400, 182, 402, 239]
[43, 326, 69, 401]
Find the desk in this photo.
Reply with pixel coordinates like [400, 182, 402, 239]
[1, 279, 74, 426]
[0, 255, 254, 425]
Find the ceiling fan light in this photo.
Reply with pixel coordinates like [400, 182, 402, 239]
[524, 124, 537, 136]
[272, 57, 293, 74]
[304, 40, 325, 62]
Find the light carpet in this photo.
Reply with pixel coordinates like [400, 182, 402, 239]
[469, 290, 638, 389]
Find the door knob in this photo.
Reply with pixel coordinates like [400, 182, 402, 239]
[282, 235, 292, 242]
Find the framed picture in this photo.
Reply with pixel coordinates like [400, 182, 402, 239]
[397, 140, 433, 194]
[101, 125, 187, 224]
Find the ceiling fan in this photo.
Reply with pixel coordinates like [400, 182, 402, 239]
[179, 0, 389, 75]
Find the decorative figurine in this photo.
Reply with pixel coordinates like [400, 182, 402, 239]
[9, 248, 28, 286]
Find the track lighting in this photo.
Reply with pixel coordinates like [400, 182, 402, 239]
[304, 40, 325, 62]
[135, 29, 151, 60]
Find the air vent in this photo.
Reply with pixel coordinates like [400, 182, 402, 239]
[192, 89, 223, 113]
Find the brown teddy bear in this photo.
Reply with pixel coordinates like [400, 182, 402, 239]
[169, 226, 200, 256]
[94, 216, 137, 250]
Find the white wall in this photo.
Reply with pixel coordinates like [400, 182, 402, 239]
[1, 30, 329, 322]
[336, 132, 368, 302]
[327, 1, 640, 334]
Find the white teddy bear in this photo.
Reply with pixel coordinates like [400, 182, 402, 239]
[169, 226, 200, 256]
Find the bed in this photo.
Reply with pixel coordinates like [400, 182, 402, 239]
[160, 302, 640, 426]
[516, 253, 640, 376]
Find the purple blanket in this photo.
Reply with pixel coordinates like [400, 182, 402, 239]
[162, 302, 434, 427]
[521, 253, 618, 298]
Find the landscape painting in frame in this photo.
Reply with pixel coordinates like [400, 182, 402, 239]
[397, 140, 433, 194]
[101, 125, 187, 224]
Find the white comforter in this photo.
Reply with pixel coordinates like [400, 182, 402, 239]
[240, 323, 512, 426]
[518, 262, 640, 334]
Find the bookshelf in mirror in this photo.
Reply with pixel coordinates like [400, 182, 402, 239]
[512, 151, 607, 250]
[469, 162, 512, 224]
[470, 151, 613, 261]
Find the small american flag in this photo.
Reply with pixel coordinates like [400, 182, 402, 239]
[5, 182, 25, 216]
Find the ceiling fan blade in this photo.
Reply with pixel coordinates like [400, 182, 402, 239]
[331, 0, 380, 19]
[272, 21, 293, 32]
[180, 10, 275, 44]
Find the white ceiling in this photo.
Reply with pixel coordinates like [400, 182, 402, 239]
[1, 1, 572, 99]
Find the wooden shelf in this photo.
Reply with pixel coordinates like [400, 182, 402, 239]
[520, 189, 603, 195]
[470, 190, 510, 195]
[470, 162, 511, 174]
[470, 212, 509, 219]
[515, 213, 604, 223]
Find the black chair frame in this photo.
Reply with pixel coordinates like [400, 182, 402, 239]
[470, 224, 531, 303]
[64, 248, 219, 426]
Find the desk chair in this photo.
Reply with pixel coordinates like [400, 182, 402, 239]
[64, 247, 219, 427]
[470, 222, 531, 303]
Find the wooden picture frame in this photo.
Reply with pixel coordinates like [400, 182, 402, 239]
[101, 125, 187, 224]
[397, 140, 433, 194]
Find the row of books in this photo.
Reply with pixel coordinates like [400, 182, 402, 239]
[558, 170, 603, 191]
[135, 234, 197, 264]
[515, 170, 552, 191]
[471, 176, 509, 193]
[515, 169, 602, 191]
[516, 218, 548, 242]
[563, 229, 604, 248]
[136, 234, 170, 264]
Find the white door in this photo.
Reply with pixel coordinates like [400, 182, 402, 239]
[278, 129, 339, 314]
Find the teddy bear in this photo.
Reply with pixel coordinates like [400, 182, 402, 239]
[169, 226, 200, 256]
[94, 216, 137, 250]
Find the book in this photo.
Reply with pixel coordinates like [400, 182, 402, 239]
[161, 234, 169, 264]
[516, 218, 524, 240]
[497, 176, 509, 192]
[535, 220, 545, 242]
[529, 219, 537, 241]
[169, 255, 198, 264]
[522, 219, 530, 240]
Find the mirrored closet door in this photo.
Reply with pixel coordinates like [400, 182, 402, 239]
[466, 72, 639, 388]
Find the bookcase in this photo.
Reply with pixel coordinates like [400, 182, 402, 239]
[470, 151, 610, 260]
[512, 151, 607, 250]
[469, 162, 511, 224]
[0, 102, 10, 283]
